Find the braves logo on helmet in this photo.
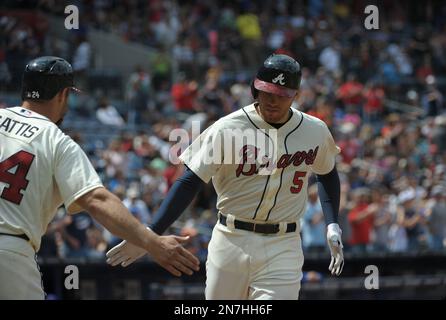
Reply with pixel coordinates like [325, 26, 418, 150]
[272, 73, 286, 85]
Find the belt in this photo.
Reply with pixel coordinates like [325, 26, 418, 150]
[0, 232, 30, 242]
[219, 214, 297, 234]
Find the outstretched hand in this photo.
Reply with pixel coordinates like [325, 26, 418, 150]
[106, 235, 200, 277]
[106, 239, 147, 267]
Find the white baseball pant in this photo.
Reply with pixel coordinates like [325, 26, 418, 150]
[205, 221, 304, 300]
[0, 235, 45, 299]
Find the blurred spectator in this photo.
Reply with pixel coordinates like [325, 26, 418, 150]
[96, 97, 125, 127]
[194, 210, 214, 261]
[125, 65, 152, 126]
[370, 189, 392, 252]
[229, 80, 252, 110]
[123, 187, 152, 226]
[425, 185, 446, 251]
[171, 72, 199, 113]
[348, 188, 375, 254]
[236, 8, 263, 69]
[102, 139, 128, 179]
[387, 43, 413, 77]
[0, 49, 11, 89]
[173, 38, 195, 77]
[302, 271, 323, 283]
[336, 73, 364, 112]
[396, 189, 427, 251]
[307, 96, 333, 125]
[60, 213, 94, 258]
[85, 226, 108, 260]
[432, 115, 446, 154]
[301, 184, 326, 254]
[72, 34, 91, 90]
[388, 209, 408, 253]
[151, 50, 171, 90]
[198, 78, 229, 116]
[379, 54, 401, 89]
[363, 81, 385, 124]
[338, 177, 352, 251]
[421, 75, 444, 117]
[319, 42, 341, 74]
[337, 125, 361, 164]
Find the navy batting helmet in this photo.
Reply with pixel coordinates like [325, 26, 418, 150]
[21, 56, 81, 101]
[251, 54, 301, 98]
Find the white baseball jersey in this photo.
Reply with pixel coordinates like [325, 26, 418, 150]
[180, 103, 340, 223]
[0, 107, 103, 251]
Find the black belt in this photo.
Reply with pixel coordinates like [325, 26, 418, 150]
[0, 232, 30, 242]
[219, 214, 297, 234]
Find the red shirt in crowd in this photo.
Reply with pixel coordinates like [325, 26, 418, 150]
[337, 81, 364, 106]
[348, 202, 374, 245]
[163, 165, 184, 191]
[338, 138, 361, 164]
[363, 87, 385, 114]
[171, 82, 198, 111]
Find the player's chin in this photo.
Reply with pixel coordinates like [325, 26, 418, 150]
[264, 111, 283, 123]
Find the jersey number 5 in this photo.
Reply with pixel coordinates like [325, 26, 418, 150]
[290, 171, 307, 194]
[0, 151, 35, 205]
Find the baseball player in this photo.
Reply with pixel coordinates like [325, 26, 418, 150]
[106, 54, 344, 299]
[0, 56, 199, 300]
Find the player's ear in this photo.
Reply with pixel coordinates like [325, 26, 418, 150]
[63, 87, 70, 99]
[54, 88, 63, 102]
[57, 87, 69, 102]
[293, 91, 300, 101]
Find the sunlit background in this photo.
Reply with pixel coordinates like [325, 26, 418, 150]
[0, 0, 445, 299]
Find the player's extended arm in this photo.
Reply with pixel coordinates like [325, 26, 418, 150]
[106, 167, 205, 267]
[76, 187, 199, 276]
[316, 166, 344, 276]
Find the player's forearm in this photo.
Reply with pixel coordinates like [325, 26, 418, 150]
[150, 167, 205, 234]
[78, 188, 159, 252]
[316, 166, 340, 225]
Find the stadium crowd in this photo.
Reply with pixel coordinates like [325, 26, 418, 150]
[1, 0, 445, 262]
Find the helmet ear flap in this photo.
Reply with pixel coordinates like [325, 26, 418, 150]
[251, 81, 258, 99]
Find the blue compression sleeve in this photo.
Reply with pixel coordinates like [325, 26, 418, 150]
[316, 166, 340, 225]
[150, 167, 205, 235]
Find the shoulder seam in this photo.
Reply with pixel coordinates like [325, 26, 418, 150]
[3, 108, 52, 123]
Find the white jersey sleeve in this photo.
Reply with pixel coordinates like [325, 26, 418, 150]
[310, 121, 340, 175]
[54, 134, 103, 214]
[179, 122, 223, 183]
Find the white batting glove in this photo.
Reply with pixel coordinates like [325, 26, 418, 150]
[326, 223, 344, 276]
[106, 240, 147, 267]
